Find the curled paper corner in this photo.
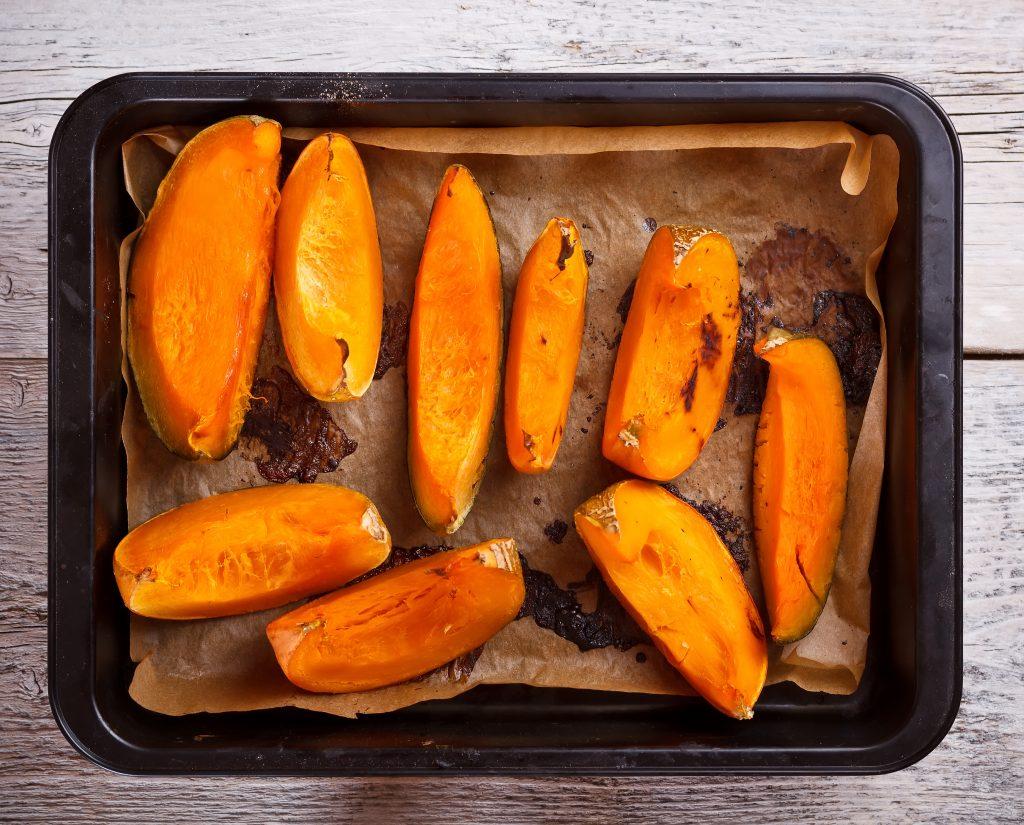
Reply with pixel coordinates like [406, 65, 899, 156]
[840, 128, 875, 197]
[839, 131, 901, 198]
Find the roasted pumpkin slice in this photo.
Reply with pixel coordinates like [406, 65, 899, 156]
[408, 164, 502, 534]
[114, 484, 390, 620]
[575, 480, 767, 719]
[603, 226, 740, 480]
[504, 217, 589, 473]
[275, 133, 383, 401]
[267, 539, 524, 693]
[128, 115, 281, 459]
[753, 328, 849, 643]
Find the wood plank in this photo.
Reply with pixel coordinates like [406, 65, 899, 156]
[0, 0, 1022, 354]
[0, 0, 1019, 93]
[0, 141, 47, 359]
[1, 357, 1021, 819]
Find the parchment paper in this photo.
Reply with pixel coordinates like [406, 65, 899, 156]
[119, 122, 898, 716]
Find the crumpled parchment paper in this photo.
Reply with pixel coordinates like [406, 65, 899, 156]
[119, 121, 898, 716]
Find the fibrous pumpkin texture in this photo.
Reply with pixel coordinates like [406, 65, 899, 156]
[113, 484, 391, 620]
[275, 133, 384, 401]
[504, 217, 589, 473]
[574, 480, 767, 719]
[407, 164, 502, 534]
[267, 539, 525, 693]
[603, 226, 740, 480]
[127, 115, 282, 459]
[753, 328, 849, 643]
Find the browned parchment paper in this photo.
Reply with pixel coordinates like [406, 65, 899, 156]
[119, 122, 898, 716]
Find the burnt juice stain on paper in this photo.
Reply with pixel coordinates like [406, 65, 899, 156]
[517, 555, 649, 653]
[373, 301, 410, 380]
[726, 289, 770, 415]
[748, 224, 857, 328]
[543, 519, 569, 544]
[728, 224, 881, 414]
[240, 366, 356, 484]
[811, 290, 881, 404]
[444, 646, 483, 682]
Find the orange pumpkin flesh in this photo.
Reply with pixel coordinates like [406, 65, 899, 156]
[504, 218, 589, 474]
[574, 480, 767, 719]
[274, 133, 383, 401]
[128, 115, 282, 459]
[267, 539, 524, 693]
[753, 328, 849, 643]
[602, 226, 740, 480]
[408, 165, 502, 534]
[114, 484, 390, 620]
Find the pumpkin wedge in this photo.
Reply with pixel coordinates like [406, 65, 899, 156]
[408, 164, 502, 534]
[114, 484, 390, 620]
[575, 480, 767, 719]
[504, 217, 589, 473]
[603, 226, 740, 480]
[275, 133, 383, 401]
[267, 539, 524, 693]
[753, 328, 848, 643]
[128, 115, 282, 459]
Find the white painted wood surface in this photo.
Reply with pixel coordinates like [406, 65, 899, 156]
[1, 0, 1022, 820]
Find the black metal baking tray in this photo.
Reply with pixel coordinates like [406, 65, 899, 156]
[48, 73, 962, 775]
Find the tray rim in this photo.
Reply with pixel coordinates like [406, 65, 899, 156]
[47, 71, 963, 777]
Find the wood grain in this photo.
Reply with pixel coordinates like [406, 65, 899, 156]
[2, 0, 1023, 819]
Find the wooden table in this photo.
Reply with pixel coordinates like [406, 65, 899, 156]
[2, 1, 1021, 820]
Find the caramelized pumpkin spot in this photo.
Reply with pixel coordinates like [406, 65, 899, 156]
[240, 367, 356, 484]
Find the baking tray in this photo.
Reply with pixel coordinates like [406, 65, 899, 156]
[48, 73, 962, 775]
